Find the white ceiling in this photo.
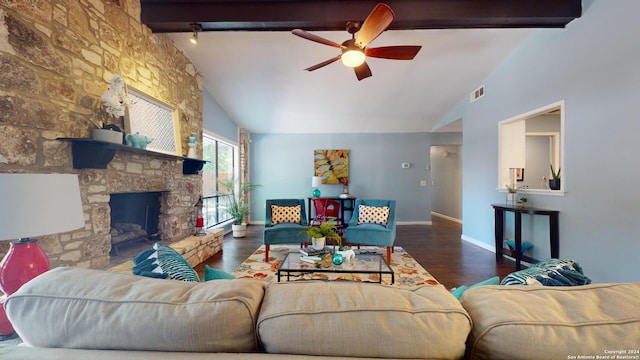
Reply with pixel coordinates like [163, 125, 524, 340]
[169, 28, 533, 134]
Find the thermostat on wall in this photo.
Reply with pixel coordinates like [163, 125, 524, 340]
[401, 163, 410, 168]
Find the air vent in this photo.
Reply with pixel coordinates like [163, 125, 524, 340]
[470, 85, 485, 103]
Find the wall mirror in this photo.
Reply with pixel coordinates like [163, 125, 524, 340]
[498, 100, 564, 193]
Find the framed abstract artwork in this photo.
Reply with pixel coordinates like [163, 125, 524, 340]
[314, 149, 349, 184]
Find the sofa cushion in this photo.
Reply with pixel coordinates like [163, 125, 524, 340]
[5, 267, 265, 353]
[132, 242, 200, 282]
[461, 283, 640, 360]
[357, 205, 389, 226]
[271, 205, 301, 225]
[257, 281, 471, 359]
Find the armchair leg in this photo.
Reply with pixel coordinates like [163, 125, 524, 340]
[386, 247, 392, 264]
[265, 244, 270, 262]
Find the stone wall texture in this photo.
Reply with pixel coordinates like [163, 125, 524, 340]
[0, 0, 205, 269]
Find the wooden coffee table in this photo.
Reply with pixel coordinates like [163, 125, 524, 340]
[277, 252, 394, 284]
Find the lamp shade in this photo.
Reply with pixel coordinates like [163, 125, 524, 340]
[0, 174, 85, 241]
[311, 176, 322, 188]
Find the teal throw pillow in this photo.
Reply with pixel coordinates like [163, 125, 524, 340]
[204, 265, 236, 281]
[451, 276, 500, 300]
[132, 242, 200, 282]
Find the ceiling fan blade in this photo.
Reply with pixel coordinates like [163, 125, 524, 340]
[355, 3, 395, 48]
[304, 55, 342, 71]
[292, 29, 343, 48]
[365, 46, 422, 60]
[354, 62, 372, 81]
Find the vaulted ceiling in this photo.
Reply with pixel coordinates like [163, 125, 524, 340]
[141, 0, 581, 134]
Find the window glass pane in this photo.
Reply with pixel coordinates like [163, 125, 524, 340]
[202, 133, 237, 227]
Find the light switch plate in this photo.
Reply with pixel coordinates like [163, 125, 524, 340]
[402, 163, 410, 168]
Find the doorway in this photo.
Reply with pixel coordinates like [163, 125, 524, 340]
[430, 145, 462, 223]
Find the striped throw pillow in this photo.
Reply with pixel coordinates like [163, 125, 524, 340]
[132, 242, 200, 282]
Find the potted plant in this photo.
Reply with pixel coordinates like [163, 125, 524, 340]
[218, 177, 260, 237]
[549, 164, 561, 190]
[300, 222, 342, 250]
[91, 74, 132, 144]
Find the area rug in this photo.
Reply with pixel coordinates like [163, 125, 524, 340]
[232, 245, 439, 288]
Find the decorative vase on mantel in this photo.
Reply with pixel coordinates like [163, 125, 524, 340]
[92, 128, 123, 144]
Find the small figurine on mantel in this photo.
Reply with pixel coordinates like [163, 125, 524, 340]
[187, 133, 197, 158]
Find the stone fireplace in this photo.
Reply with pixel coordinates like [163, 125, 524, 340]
[0, 2, 220, 270]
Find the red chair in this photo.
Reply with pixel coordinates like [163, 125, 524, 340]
[311, 198, 341, 226]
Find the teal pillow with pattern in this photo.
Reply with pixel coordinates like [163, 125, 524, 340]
[133, 242, 200, 282]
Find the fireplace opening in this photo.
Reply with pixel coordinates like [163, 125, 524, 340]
[109, 192, 161, 257]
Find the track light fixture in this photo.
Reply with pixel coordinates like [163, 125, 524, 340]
[190, 23, 202, 44]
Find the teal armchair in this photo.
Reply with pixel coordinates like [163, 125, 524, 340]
[263, 199, 309, 262]
[345, 199, 396, 264]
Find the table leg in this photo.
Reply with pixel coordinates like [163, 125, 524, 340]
[515, 212, 522, 270]
[494, 208, 504, 262]
[550, 213, 560, 258]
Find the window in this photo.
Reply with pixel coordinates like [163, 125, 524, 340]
[498, 100, 564, 194]
[202, 132, 237, 227]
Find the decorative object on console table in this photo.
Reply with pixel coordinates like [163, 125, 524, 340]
[218, 177, 260, 237]
[549, 164, 561, 190]
[0, 174, 85, 338]
[311, 176, 322, 197]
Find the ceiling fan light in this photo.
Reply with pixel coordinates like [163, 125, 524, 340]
[189, 23, 202, 45]
[341, 50, 366, 67]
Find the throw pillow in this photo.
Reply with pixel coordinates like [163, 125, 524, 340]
[204, 265, 236, 281]
[451, 276, 500, 300]
[501, 258, 591, 286]
[132, 242, 200, 282]
[271, 205, 301, 225]
[357, 205, 390, 226]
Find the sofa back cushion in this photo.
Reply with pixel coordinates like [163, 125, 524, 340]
[5, 267, 265, 353]
[461, 283, 640, 360]
[257, 281, 471, 359]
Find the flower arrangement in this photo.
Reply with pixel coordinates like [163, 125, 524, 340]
[91, 74, 132, 130]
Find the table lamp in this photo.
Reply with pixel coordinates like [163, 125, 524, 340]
[311, 176, 322, 197]
[0, 173, 85, 337]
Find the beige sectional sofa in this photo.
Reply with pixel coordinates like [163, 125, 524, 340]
[1, 267, 639, 359]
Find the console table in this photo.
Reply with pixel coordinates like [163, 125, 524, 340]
[492, 204, 559, 270]
[307, 197, 356, 228]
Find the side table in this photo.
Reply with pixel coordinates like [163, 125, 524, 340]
[492, 204, 559, 270]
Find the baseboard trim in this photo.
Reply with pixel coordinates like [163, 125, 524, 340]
[431, 212, 462, 224]
[461, 234, 495, 252]
[397, 221, 432, 225]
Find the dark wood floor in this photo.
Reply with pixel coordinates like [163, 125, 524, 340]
[195, 217, 516, 289]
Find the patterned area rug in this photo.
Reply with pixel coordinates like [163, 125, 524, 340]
[232, 245, 439, 288]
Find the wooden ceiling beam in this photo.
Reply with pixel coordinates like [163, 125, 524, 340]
[140, 0, 582, 33]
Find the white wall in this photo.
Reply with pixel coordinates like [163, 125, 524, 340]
[430, 145, 462, 220]
[441, 0, 640, 282]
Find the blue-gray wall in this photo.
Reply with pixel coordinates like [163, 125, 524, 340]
[203, 88, 238, 142]
[249, 133, 443, 224]
[439, 0, 639, 282]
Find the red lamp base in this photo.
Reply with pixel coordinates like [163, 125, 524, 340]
[0, 238, 50, 336]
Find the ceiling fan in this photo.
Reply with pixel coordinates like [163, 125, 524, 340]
[292, 3, 422, 81]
